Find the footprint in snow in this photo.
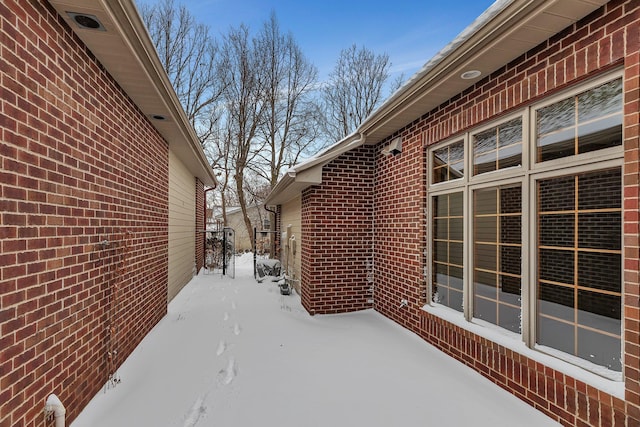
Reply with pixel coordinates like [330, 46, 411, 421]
[233, 323, 241, 335]
[223, 312, 229, 321]
[216, 340, 226, 356]
[218, 357, 236, 385]
[231, 301, 236, 310]
[182, 397, 206, 427]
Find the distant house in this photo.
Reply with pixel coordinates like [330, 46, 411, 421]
[218, 205, 270, 252]
[0, 1, 215, 425]
[266, 1, 640, 425]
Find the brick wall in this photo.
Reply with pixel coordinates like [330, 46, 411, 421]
[371, 1, 640, 425]
[300, 145, 375, 314]
[0, 1, 170, 425]
[374, 128, 427, 331]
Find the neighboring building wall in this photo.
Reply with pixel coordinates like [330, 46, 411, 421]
[224, 206, 266, 252]
[0, 1, 170, 425]
[372, 1, 639, 425]
[168, 150, 196, 301]
[281, 196, 302, 293]
[301, 145, 375, 314]
[196, 179, 205, 272]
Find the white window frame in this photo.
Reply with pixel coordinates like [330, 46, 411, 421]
[426, 69, 624, 377]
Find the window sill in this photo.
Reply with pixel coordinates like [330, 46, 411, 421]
[421, 303, 624, 400]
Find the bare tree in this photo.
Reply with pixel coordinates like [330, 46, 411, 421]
[321, 44, 391, 143]
[208, 123, 234, 227]
[218, 24, 267, 248]
[138, 0, 223, 144]
[253, 12, 321, 188]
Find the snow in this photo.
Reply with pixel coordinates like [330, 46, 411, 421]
[71, 253, 559, 427]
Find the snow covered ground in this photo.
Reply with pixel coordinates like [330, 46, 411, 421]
[71, 253, 559, 427]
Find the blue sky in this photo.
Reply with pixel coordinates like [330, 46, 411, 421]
[156, 0, 496, 87]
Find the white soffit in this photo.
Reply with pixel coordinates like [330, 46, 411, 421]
[47, 0, 216, 187]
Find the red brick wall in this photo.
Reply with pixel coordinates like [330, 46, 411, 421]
[195, 179, 204, 271]
[374, 128, 426, 331]
[372, 1, 640, 425]
[1, 1, 170, 425]
[300, 145, 375, 314]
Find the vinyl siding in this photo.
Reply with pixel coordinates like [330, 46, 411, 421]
[168, 149, 196, 301]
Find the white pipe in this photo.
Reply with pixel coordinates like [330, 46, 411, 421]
[45, 394, 66, 427]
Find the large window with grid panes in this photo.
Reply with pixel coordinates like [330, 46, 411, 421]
[428, 71, 623, 377]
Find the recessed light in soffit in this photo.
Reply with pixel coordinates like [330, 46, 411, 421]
[66, 12, 106, 31]
[460, 70, 482, 80]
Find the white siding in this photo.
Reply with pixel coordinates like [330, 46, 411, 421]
[168, 149, 196, 301]
[281, 196, 302, 293]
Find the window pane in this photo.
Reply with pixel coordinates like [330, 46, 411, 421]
[577, 290, 621, 335]
[434, 218, 449, 240]
[433, 140, 465, 183]
[475, 270, 496, 298]
[449, 242, 464, 266]
[578, 169, 621, 210]
[432, 193, 464, 312]
[537, 128, 575, 161]
[473, 118, 522, 175]
[537, 168, 622, 371]
[577, 78, 622, 122]
[538, 282, 574, 322]
[499, 304, 521, 333]
[475, 243, 496, 271]
[449, 192, 463, 216]
[475, 189, 497, 215]
[538, 175, 575, 212]
[475, 216, 497, 242]
[578, 252, 621, 292]
[474, 296, 497, 324]
[500, 186, 521, 213]
[500, 216, 521, 244]
[578, 120, 622, 153]
[500, 246, 521, 275]
[450, 266, 463, 290]
[536, 78, 622, 162]
[538, 316, 574, 354]
[473, 186, 521, 332]
[539, 214, 574, 247]
[538, 97, 574, 135]
[499, 275, 521, 306]
[577, 328, 621, 372]
[539, 248, 574, 284]
[450, 218, 463, 241]
[578, 212, 621, 250]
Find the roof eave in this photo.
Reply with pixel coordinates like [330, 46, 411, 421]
[360, 0, 609, 144]
[47, 0, 217, 187]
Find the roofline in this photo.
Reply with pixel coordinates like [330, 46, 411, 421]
[264, 132, 365, 205]
[265, 0, 609, 205]
[48, 0, 217, 187]
[358, 0, 514, 139]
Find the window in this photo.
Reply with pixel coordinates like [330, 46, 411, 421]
[432, 192, 464, 311]
[473, 185, 522, 333]
[536, 78, 622, 162]
[537, 169, 622, 371]
[427, 73, 623, 376]
[433, 140, 465, 183]
[473, 117, 523, 175]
